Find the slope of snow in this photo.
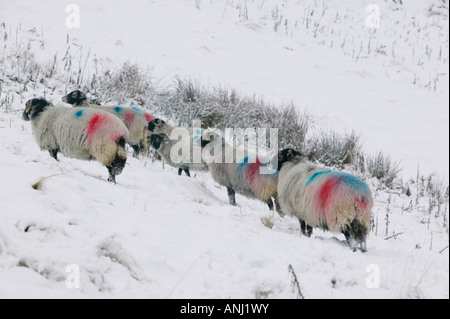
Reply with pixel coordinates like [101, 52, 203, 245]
[0, 112, 448, 299]
[0, 0, 448, 299]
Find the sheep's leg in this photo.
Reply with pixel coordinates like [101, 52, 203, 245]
[227, 187, 237, 206]
[49, 149, 59, 161]
[178, 165, 191, 177]
[106, 155, 126, 184]
[299, 219, 313, 237]
[360, 240, 367, 253]
[267, 199, 274, 211]
[343, 229, 357, 252]
[131, 145, 140, 158]
[106, 167, 116, 184]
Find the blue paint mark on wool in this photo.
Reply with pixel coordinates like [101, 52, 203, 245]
[338, 172, 371, 194]
[306, 170, 331, 185]
[75, 110, 84, 118]
[192, 128, 202, 142]
[236, 157, 250, 177]
[131, 107, 142, 113]
[114, 106, 122, 113]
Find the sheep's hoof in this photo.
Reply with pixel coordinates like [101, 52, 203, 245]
[108, 175, 116, 184]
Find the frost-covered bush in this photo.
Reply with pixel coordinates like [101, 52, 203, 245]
[364, 151, 402, 188]
[305, 130, 362, 168]
[151, 77, 309, 152]
[94, 63, 154, 106]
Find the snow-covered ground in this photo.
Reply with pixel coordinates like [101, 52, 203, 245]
[0, 0, 448, 299]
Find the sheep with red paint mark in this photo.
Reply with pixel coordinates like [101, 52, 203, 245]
[23, 98, 129, 183]
[276, 149, 373, 251]
[62, 90, 151, 158]
[201, 134, 281, 215]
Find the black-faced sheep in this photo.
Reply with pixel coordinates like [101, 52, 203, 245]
[200, 134, 282, 215]
[148, 119, 208, 177]
[276, 148, 373, 252]
[62, 90, 151, 158]
[23, 98, 129, 183]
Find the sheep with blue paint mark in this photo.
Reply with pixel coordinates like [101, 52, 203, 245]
[23, 98, 129, 183]
[276, 148, 373, 251]
[200, 134, 281, 215]
[62, 90, 151, 158]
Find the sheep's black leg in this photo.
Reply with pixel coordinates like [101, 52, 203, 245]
[106, 156, 126, 184]
[49, 149, 58, 161]
[267, 199, 274, 211]
[106, 167, 116, 184]
[360, 240, 367, 253]
[343, 228, 357, 252]
[299, 219, 313, 237]
[131, 145, 140, 158]
[227, 187, 237, 206]
[178, 165, 191, 177]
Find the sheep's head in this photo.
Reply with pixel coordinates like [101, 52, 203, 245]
[62, 90, 88, 106]
[200, 133, 216, 148]
[149, 133, 168, 150]
[23, 98, 51, 121]
[148, 118, 166, 132]
[277, 148, 303, 171]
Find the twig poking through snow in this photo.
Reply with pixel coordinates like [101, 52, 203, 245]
[384, 232, 404, 240]
[439, 245, 449, 254]
[31, 174, 64, 190]
[288, 264, 305, 299]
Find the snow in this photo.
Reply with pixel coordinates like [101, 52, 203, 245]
[0, 0, 448, 299]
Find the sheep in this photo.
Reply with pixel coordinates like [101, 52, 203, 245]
[149, 131, 209, 177]
[62, 90, 151, 158]
[200, 134, 282, 215]
[276, 148, 373, 252]
[23, 98, 129, 184]
[148, 118, 208, 177]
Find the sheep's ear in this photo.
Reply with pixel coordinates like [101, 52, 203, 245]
[25, 101, 32, 114]
[23, 101, 33, 121]
[201, 133, 215, 148]
[287, 149, 295, 161]
[160, 133, 169, 142]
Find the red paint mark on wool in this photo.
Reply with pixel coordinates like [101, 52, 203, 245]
[317, 177, 339, 214]
[87, 114, 105, 136]
[355, 197, 369, 213]
[87, 114, 106, 145]
[246, 158, 261, 186]
[125, 110, 135, 125]
[144, 113, 154, 122]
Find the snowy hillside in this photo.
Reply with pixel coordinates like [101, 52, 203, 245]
[0, 0, 449, 299]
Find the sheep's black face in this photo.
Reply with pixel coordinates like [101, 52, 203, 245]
[62, 90, 87, 106]
[148, 118, 166, 132]
[23, 98, 51, 121]
[201, 133, 216, 148]
[149, 134, 165, 150]
[277, 148, 303, 171]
